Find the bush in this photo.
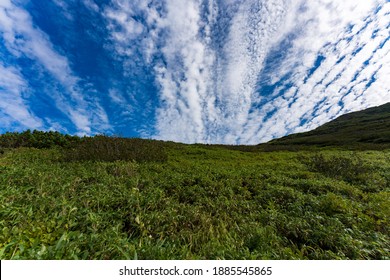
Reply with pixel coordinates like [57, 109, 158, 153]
[300, 153, 373, 184]
[62, 135, 168, 163]
[0, 131, 168, 163]
[0, 130, 80, 149]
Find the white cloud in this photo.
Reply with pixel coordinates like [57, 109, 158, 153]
[83, 0, 99, 13]
[0, 0, 111, 134]
[152, 0, 216, 143]
[52, 0, 74, 21]
[213, 0, 295, 144]
[108, 88, 134, 115]
[0, 63, 43, 129]
[103, 0, 217, 143]
[103, 0, 150, 59]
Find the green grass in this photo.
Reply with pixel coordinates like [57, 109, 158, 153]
[0, 143, 389, 260]
[268, 102, 390, 149]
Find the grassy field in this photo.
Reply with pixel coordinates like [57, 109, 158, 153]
[268, 102, 390, 148]
[0, 139, 389, 259]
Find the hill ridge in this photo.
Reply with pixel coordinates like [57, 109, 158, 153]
[267, 102, 390, 148]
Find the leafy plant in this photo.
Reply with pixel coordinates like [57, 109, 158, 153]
[299, 153, 373, 184]
[62, 136, 168, 163]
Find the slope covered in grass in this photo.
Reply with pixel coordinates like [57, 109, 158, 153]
[1, 102, 390, 260]
[268, 102, 390, 148]
[0, 142, 389, 259]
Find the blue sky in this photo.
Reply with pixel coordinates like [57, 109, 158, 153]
[0, 0, 389, 144]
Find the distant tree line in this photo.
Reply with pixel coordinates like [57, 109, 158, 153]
[0, 130, 81, 149]
[0, 130, 168, 163]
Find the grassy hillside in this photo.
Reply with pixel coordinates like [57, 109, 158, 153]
[267, 102, 390, 149]
[0, 137, 389, 259]
[1, 104, 390, 260]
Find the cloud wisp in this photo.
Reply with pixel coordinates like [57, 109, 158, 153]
[0, 0, 110, 135]
[0, 62, 43, 130]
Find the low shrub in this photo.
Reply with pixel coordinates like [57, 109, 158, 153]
[62, 136, 167, 163]
[0, 130, 80, 149]
[300, 153, 373, 184]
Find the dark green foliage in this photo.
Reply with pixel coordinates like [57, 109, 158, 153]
[0, 130, 80, 149]
[299, 153, 373, 184]
[266, 102, 390, 150]
[0, 131, 167, 163]
[62, 135, 167, 163]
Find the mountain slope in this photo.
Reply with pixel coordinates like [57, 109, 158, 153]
[267, 102, 390, 148]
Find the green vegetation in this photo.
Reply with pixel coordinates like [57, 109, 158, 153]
[0, 135, 389, 259]
[0, 130, 80, 149]
[0, 131, 167, 163]
[268, 102, 390, 149]
[0, 104, 389, 259]
[63, 135, 167, 163]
